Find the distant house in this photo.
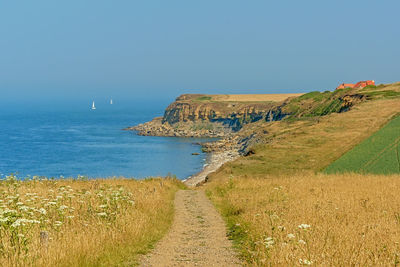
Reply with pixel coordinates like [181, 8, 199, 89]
[336, 80, 375, 90]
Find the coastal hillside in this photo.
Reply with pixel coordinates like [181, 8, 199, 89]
[128, 84, 400, 138]
[206, 82, 400, 178]
[202, 82, 400, 265]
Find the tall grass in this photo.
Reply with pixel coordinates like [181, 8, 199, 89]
[206, 173, 400, 266]
[0, 176, 183, 266]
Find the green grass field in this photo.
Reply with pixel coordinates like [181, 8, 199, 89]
[325, 114, 400, 174]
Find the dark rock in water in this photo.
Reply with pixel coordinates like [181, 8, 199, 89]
[191, 153, 200, 155]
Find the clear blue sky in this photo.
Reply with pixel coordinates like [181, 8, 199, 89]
[1, 0, 399, 108]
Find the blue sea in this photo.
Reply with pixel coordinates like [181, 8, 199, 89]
[0, 102, 211, 180]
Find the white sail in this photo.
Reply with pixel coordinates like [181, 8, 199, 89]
[92, 101, 96, 110]
[110, 99, 113, 105]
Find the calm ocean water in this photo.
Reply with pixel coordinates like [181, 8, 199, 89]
[0, 103, 211, 179]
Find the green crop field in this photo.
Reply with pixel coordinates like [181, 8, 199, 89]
[325, 114, 400, 174]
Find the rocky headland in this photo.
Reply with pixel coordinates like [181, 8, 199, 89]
[125, 94, 292, 137]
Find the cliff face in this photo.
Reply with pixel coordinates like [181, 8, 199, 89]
[162, 101, 275, 130]
[127, 94, 287, 137]
[162, 95, 281, 131]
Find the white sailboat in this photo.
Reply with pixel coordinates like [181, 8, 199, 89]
[91, 101, 96, 110]
[110, 99, 113, 105]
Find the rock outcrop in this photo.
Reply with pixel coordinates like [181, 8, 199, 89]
[126, 94, 287, 137]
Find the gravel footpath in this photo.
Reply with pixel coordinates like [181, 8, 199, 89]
[139, 190, 242, 267]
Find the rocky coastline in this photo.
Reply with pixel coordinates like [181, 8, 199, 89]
[124, 117, 228, 138]
[183, 150, 239, 187]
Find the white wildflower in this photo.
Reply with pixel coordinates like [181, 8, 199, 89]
[59, 205, 68, 211]
[38, 208, 47, 215]
[0, 217, 9, 223]
[298, 239, 306, 245]
[3, 208, 17, 214]
[11, 218, 40, 228]
[97, 212, 107, 217]
[18, 206, 29, 211]
[298, 224, 311, 230]
[11, 220, 21, 228]
[299, 259, 313, 265]
[287, 233, 295, 239]
[264, 237, 274, 248]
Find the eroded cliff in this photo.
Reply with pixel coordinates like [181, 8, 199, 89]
[127, 94, 290, 137]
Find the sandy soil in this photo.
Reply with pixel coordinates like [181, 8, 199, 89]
[184, 151, 239, 187]
[139, 190, 241, 266]
[211, 93, 303, 102]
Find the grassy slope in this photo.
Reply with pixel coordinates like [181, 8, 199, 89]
[211, 98, 400, 179]
[204, 84, 400, 265]
[325, 115, 400, 174]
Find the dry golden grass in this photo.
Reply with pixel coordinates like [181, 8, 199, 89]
[211, 94, 304, 102]
[376, 82, 400, 92]
[206, 173, 400, 266]
[0, 177, 183, 266]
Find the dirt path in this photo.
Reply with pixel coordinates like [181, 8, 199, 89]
[140, 190, 241, 267]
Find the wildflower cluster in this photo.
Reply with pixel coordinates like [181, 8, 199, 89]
[0, 175, 136, 265]
[252, 218, 314, 265]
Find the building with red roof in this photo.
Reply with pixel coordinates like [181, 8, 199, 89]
[336, 80, 375, 90]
